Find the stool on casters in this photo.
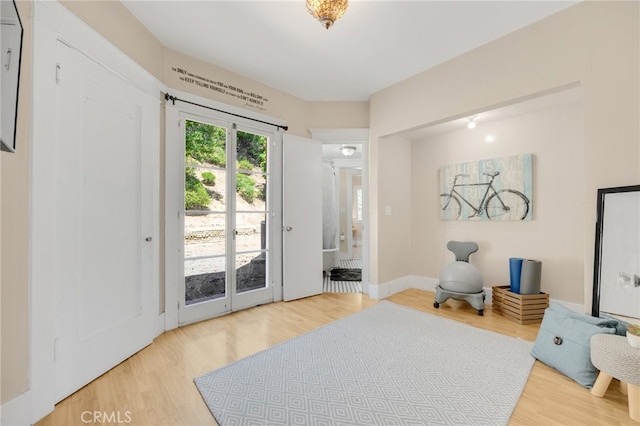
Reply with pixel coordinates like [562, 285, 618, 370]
[433, 241, 485, 316]
[590, 334, 640, 422]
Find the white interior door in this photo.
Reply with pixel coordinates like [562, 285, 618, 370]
[53, 42, 158, 401]
[283, 135, 323, 301]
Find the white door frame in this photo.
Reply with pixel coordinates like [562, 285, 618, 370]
[345, 170, 354, 260]
[29, 2, 163, 422]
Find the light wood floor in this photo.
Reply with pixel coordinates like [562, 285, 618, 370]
[37, 289, 635, 426]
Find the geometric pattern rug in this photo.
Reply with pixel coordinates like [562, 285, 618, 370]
[322, 268, 362, 293]
[324, 260, 362, 293]
[323, 276, 362, 293]
[194, 301, 534, 425]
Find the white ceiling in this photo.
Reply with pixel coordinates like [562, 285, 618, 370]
[121, 0, 579, 102]
[400, 84, 583, 141]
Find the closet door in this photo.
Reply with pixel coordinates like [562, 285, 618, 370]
[53, 42, 157, 401]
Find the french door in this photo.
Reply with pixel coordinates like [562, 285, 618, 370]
[167, 109, 274, 325]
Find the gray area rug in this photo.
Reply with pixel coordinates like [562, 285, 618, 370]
[195, 301, 534, 425]
[329, 268, 362, 281]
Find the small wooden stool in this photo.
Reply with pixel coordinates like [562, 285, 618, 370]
[590, 334, 640, 422]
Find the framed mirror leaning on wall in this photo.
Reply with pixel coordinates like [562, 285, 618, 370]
[592, 185, 640, 321]
[1, 0, 24, 152]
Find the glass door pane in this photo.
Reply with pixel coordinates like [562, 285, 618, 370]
[179, 118, 273, 321]
[234, 130, 269, 298]
[184, 120, 228, 306]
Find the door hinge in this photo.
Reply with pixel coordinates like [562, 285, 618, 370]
[4, 48, 13, 71]
[55, 63, 61, 84]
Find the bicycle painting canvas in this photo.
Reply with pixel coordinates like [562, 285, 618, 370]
[439, 153, 533, 221]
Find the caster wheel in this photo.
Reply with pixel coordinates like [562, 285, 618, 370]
[433, 302, 440, 309]
[478, 309, 484, 316]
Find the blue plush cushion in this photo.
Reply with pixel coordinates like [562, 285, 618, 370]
[530, 303, 618, 388]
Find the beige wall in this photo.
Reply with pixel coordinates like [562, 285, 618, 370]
[163, 49, 308, 134]
[60, 0, 164, 80]
[1, 0, 369, 405]
[5, 0, 637, 411]
[162, 51, 369, 136]
[410, 94, 584, 302]
[368, 1, 639, 308]
[377, 136, 412, 284]
[308, 102, 369, 130]
[1, 0, 33, 403]
[63, 1, 370, 137]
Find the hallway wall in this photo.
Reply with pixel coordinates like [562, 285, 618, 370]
[368, 1, 639, 308]
[1, 0, 369, 407]
[410, 91, 583, 303]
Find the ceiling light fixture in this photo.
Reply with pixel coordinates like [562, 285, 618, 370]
[306, 0, 348, 30]
[467, 115, 477, 129]
[340, 145, 356, 157]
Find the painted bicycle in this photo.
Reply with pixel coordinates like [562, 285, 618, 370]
[440, 171, 530, 220]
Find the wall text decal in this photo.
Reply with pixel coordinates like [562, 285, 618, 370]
[171, 66, 270, 111]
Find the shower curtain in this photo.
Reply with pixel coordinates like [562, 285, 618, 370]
[322, 161, 338, 250]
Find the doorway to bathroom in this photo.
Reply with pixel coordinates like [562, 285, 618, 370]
[313, 129, 369, 294]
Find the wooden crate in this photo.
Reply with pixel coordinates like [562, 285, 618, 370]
[492, 285, 549, 324]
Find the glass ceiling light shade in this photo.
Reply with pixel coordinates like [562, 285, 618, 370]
[467, 115, 477, 129]
[340, 145, 357, 156]
[306, 0, 348, 29]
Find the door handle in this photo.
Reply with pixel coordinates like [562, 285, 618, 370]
[285, 226, 293, 232]
[145, 237, 152, 242]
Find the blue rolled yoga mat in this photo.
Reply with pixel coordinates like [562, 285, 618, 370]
[509, 258, 524, 293]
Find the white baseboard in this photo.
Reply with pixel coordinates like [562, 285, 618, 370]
[369, 275, 587, 313]
[1, 390, 32, 426]
[367, 275, 434, 299]
[549, 299, 584, 313]
[0, 314, 167, 426]
[409, 276, 439, 293]
[154, 312, 166, 337]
